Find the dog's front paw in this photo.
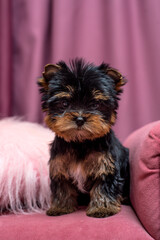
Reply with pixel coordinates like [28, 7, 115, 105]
[46, 206, 76, 216]
[86, 204, 121, 218]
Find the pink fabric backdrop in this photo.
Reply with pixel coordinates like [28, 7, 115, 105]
[1, 0, 160, 141]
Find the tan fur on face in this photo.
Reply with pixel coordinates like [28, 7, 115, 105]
[54, 85, 74, 99]
[66, 85, 74, 93]
[45, 112, 113, 142]
[92, 90, 109, 101]
[110, 113, 116, 125]
[54, 92, 71, 98]
[83, 114, 111, 140]
[38, 77, 49, 91]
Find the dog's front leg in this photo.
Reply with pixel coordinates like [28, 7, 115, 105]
[46, 176, 78, 216]
[86, 178, 121, 218]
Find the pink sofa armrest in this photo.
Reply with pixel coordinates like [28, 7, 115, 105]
[124, 121, 160, 240]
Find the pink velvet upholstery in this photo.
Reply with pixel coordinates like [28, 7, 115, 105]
[0, 206, 153, 240]
[124, 121, 160, 240]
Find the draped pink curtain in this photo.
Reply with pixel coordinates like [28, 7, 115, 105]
[0, 0, 12, 117]
[1, 0, 160, 141]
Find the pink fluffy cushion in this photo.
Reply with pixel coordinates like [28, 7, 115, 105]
[124, 121, 160, 240]
[0, 118, 53, 213]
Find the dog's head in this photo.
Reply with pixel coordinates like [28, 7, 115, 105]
[38, 59, 126, 142]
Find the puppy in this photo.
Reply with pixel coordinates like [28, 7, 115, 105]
[38, 58, 129, 218]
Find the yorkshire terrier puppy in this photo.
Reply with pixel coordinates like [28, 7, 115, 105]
[38, 58, 129, 218]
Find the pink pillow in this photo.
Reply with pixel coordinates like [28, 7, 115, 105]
[0, 118, 53, 213]
[124, 121, 160, 240]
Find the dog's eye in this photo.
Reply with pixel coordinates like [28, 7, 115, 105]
[94, 103, 100, 108]
[91, 103, 100, 109]
[62, 100, 69, 108]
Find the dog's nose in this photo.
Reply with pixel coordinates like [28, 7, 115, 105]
[76, 116, 85, 127]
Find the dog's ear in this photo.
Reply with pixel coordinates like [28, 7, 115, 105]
[98, 64, 127, 94]
[38, 64, 60, 111]
[106, 67, 127, 94]
[38, 64, 61, 91]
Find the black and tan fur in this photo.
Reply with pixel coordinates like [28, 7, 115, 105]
[38, 59, 130, 218]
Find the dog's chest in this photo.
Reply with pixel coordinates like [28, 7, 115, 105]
[51, 144, 114, 193]
[69, 163, 87, 193]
